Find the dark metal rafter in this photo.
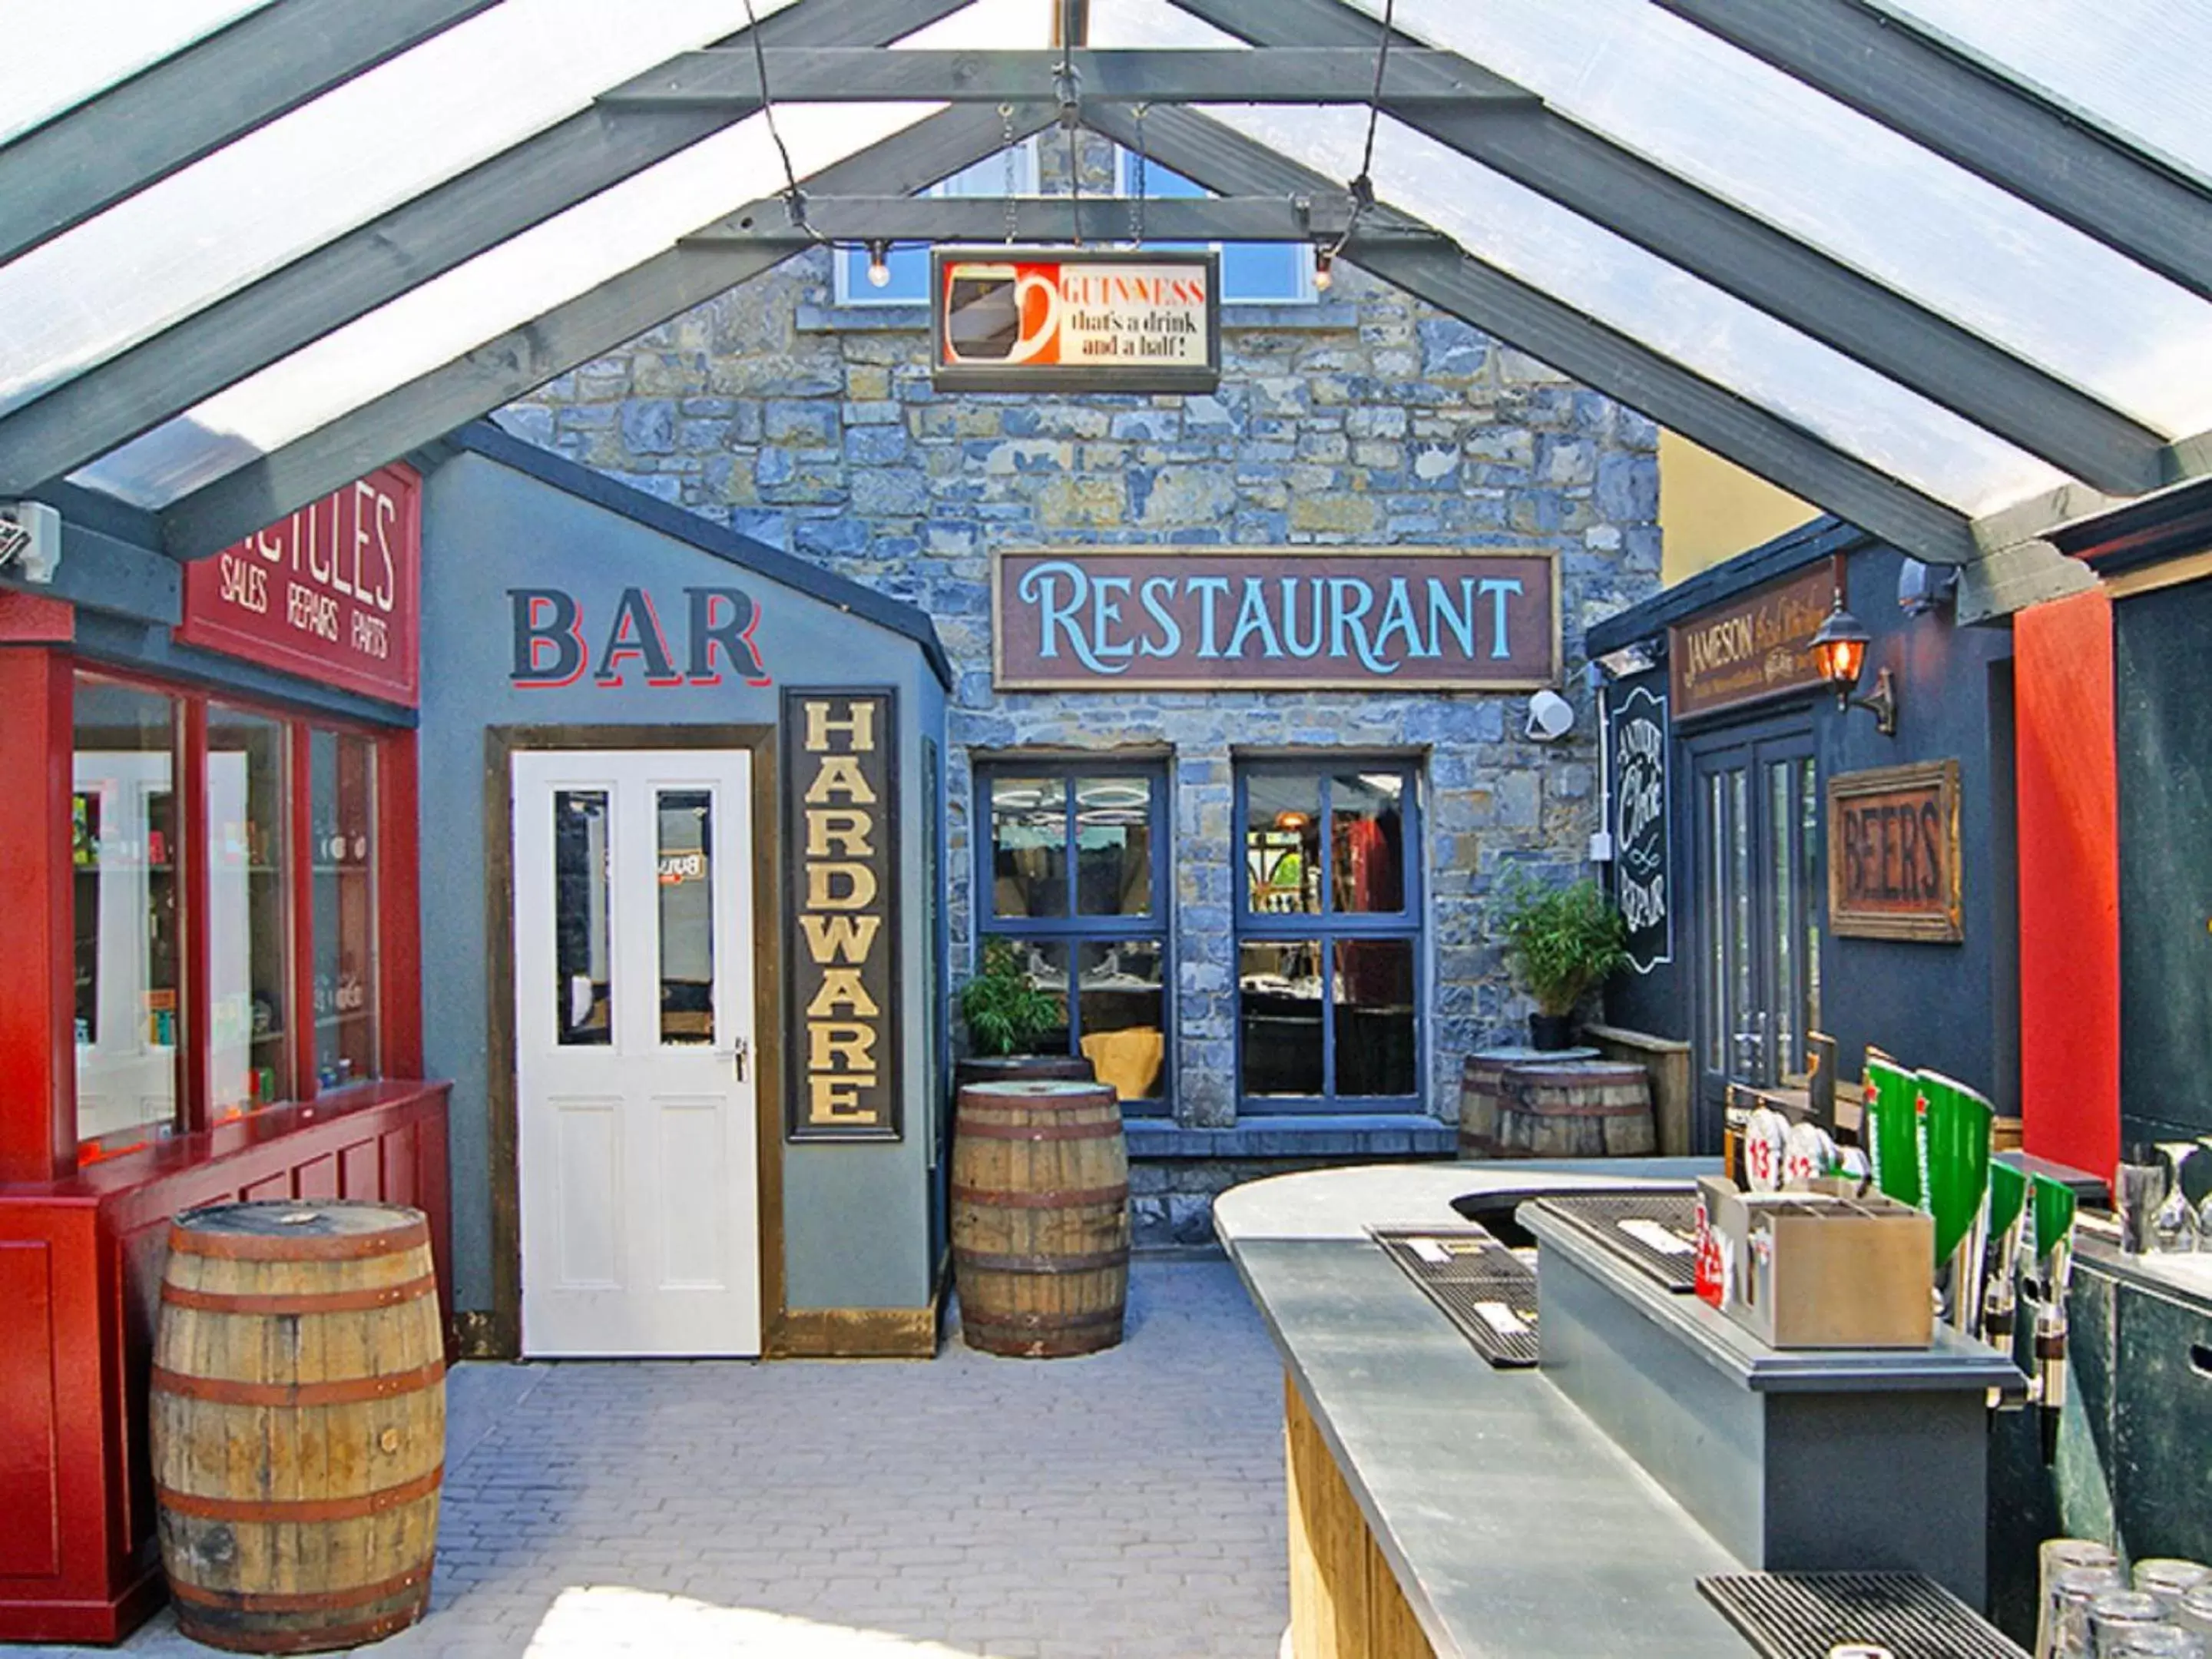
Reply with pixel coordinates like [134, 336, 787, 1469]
[0, 0, 500, 266]
[678, 194, 1444, 245]
[1082, 102, 1979, 565]
[1170, 0, 2169, 497]
[1652, 0, 2212, 305]
[156, 102, 1060, 561]
[598, 47, 1532, 108]
[0, 0, 971, 499]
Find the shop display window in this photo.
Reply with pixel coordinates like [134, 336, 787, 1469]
[68, 672, 398, 1160]
[975, 763, 1170, 1111]
[309, 728, 378, 1091]
[72, 677, 184, 1157]
[1236, 763, 1422, 1112]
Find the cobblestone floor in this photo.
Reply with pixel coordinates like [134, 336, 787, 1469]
[42, 1260, 1287, 1658]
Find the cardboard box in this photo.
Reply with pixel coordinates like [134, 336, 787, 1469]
[1698, 1176, 1934, 1349]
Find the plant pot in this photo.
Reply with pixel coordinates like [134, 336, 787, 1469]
[1528, 1012, 1577, 1052]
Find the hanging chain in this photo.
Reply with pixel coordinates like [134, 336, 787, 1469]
[1131, 103, 1148, 247]
[1000, 104, 1019, 244]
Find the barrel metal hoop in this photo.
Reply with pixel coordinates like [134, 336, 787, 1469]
[177, 1604, 426, 1654]
[965, 1307, 1124, 1333]
[955, 1246, 1130, 1275]
[151, 1359, 445, 1408]
[168, 1221, 429, 1263]
[167, 1564, 432, 1613]
[949, 1184, 1127, 1210]
[954, 1118, 1119, 1141]
[157, 1465, 443, 1524]
[161, 1273, 438, 1316]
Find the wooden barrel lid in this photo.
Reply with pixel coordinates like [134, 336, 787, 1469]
[171, 1200, 428, 1260]
[959, 1079, 1114, 1101]
[1503, 1059, 1647, 1085]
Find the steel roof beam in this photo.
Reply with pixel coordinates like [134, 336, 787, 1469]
[678, 194, 1446, 244]
[0, 0, 500, 266]
[1171, 0, 2169, 498]
[156, 102, 1059, 561]
[0, 0, 969, 499]
[1653, 0, 2212, 305]
[1085, 101, 1979, 565]
[600, 47, 1532, 108]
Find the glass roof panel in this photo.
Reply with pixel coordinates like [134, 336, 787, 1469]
[0, 0, 804, 420]
[1203, 103, 2068, 518]
[0, 0, 276, 145]
[1326, 0, 2212, 440]
[1867, 0, 2212, 194]
[73, 101, 942, 510]
[893, 0, 1052, 50]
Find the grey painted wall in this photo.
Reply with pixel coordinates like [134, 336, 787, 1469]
[495, 234, 1664, 1129]
[419, 451, 945, 1316]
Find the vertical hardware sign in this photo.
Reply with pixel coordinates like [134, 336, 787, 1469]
[1610, 683, 1672, 973]
[785, 688, 901, 1142]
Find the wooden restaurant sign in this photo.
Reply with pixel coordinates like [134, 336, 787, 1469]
[1828, 760, 1962, 942]
[176, 464, 422, 706]
[1668, 560, 1836, 720]
[932, 247, 1220, 393]
[783, 689, 902, 1142]
[992, 548, 1560, 691]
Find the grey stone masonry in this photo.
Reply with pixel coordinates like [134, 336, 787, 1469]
[497, 147, 1661, 1136]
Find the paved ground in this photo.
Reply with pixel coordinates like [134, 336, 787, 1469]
[45, 1260, 1288, 1658]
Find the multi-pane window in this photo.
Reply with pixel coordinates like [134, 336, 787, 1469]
[1237, 763, 1422, 1111]
[975, 763, 1169, 1113]
[70, 671, 392, 1158]
[1114, 150, 1317, 306]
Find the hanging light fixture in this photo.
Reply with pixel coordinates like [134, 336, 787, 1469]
[1809, 593, 1897, 736]
[1312, 244, 1336, 292]
[864, 240, 892, 288]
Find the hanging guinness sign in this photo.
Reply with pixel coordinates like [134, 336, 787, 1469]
[932, 247, 1220, 393]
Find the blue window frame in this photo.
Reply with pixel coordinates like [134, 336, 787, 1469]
[1235, 761, 1423, 1113]
[834, 144, 1041, 306]
[973, 761, 1171, 1114]
[1114, 149, 1316, 306]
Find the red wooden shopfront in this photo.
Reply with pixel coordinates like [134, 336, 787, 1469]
[0, 470, 449, 1644]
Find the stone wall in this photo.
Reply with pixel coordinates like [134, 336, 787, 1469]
[496, 227, 1661, 1138]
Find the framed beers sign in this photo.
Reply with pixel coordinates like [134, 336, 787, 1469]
[784, 689, 902, 1141]
[932, 247, 1220, 394]
[1828, 760, 1962, 942]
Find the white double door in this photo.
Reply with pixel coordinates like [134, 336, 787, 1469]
[512, 749, 759, 1357]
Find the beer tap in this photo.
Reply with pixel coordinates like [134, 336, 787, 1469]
[1979, 1161, 2029, 1352]
[2028, 1174, 2078, 1467]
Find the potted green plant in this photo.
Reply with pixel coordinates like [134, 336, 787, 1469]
[954, 939, 1090, 1088]
[1491, 873, 1629, 1051]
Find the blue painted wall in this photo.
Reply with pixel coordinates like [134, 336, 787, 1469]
[418, 448, 948, 1318]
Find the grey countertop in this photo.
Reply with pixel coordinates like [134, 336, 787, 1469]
[1215, 1159, 1753, 1659]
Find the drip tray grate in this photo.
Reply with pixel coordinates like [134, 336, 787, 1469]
[1697, 1571, 2029, 1659]
[1528, 1192, 1701, 1293]
[1369, 1226, 1540, 1367]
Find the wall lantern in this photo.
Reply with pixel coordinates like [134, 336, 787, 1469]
[1809, 594, 1897, 737]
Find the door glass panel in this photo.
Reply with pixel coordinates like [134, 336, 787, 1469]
[207, 705, 289, 1121]
[989, 777, 1068, 919]
[1332, 773, 1407, 913]
[1075, 777, 1154, 916]
[1769, 760, 1799, 1083]
[1240, 939, 1324, 1097]
[554, 789, 612, 1046]
[1077, 939, 1165, 1101]
[656, 789, 714, 1047]
[310, 730, 377, 1089]
[1801, 760, 1823, 1038]
[71, 677, 182, 1155]
[1700, 771, 1729, 1081]
[1728, 769, 1753, 1081]
[1335, 939, 1416, 1097]
[1246, 774, 1322, 915]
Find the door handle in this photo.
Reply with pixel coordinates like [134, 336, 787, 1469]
[731, 1035, 749, 1083]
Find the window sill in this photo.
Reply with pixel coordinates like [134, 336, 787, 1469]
[1124, 1113, 1455, 1161]
[799, 299, 1361, 334]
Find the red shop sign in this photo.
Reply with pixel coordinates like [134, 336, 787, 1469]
[176, 465, 422, 706]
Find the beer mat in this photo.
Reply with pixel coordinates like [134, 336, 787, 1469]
[1368, 1226, 1540, 1367]
[1525, 1193, 1701, 1294]
[1696, 1572, 2028, 1659]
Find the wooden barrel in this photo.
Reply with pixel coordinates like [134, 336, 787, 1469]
[1493, 1059, 1656, 1158]
[1458, 1045, 1598, 1157]
[152, 1201, 445, 1654]
[953, 1053, 1095, 1091]
[952, 1079, 1129, 1358]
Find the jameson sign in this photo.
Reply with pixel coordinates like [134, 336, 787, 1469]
[933, 247, 1220, 393]
[992, 548, 1559, 691]
[1609, 684, 1671, 972]
[784, 690, 902, 1142]
[1668, 560, 1838, 719]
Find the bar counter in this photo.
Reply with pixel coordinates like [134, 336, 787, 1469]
[1214, 1159, 1749, 1659]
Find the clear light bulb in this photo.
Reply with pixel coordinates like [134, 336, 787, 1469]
[866, 243, 892, 288]
[1313, 248, 1335, 292]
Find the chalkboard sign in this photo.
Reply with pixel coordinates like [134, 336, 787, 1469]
[1610, 683, 1672, 972]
